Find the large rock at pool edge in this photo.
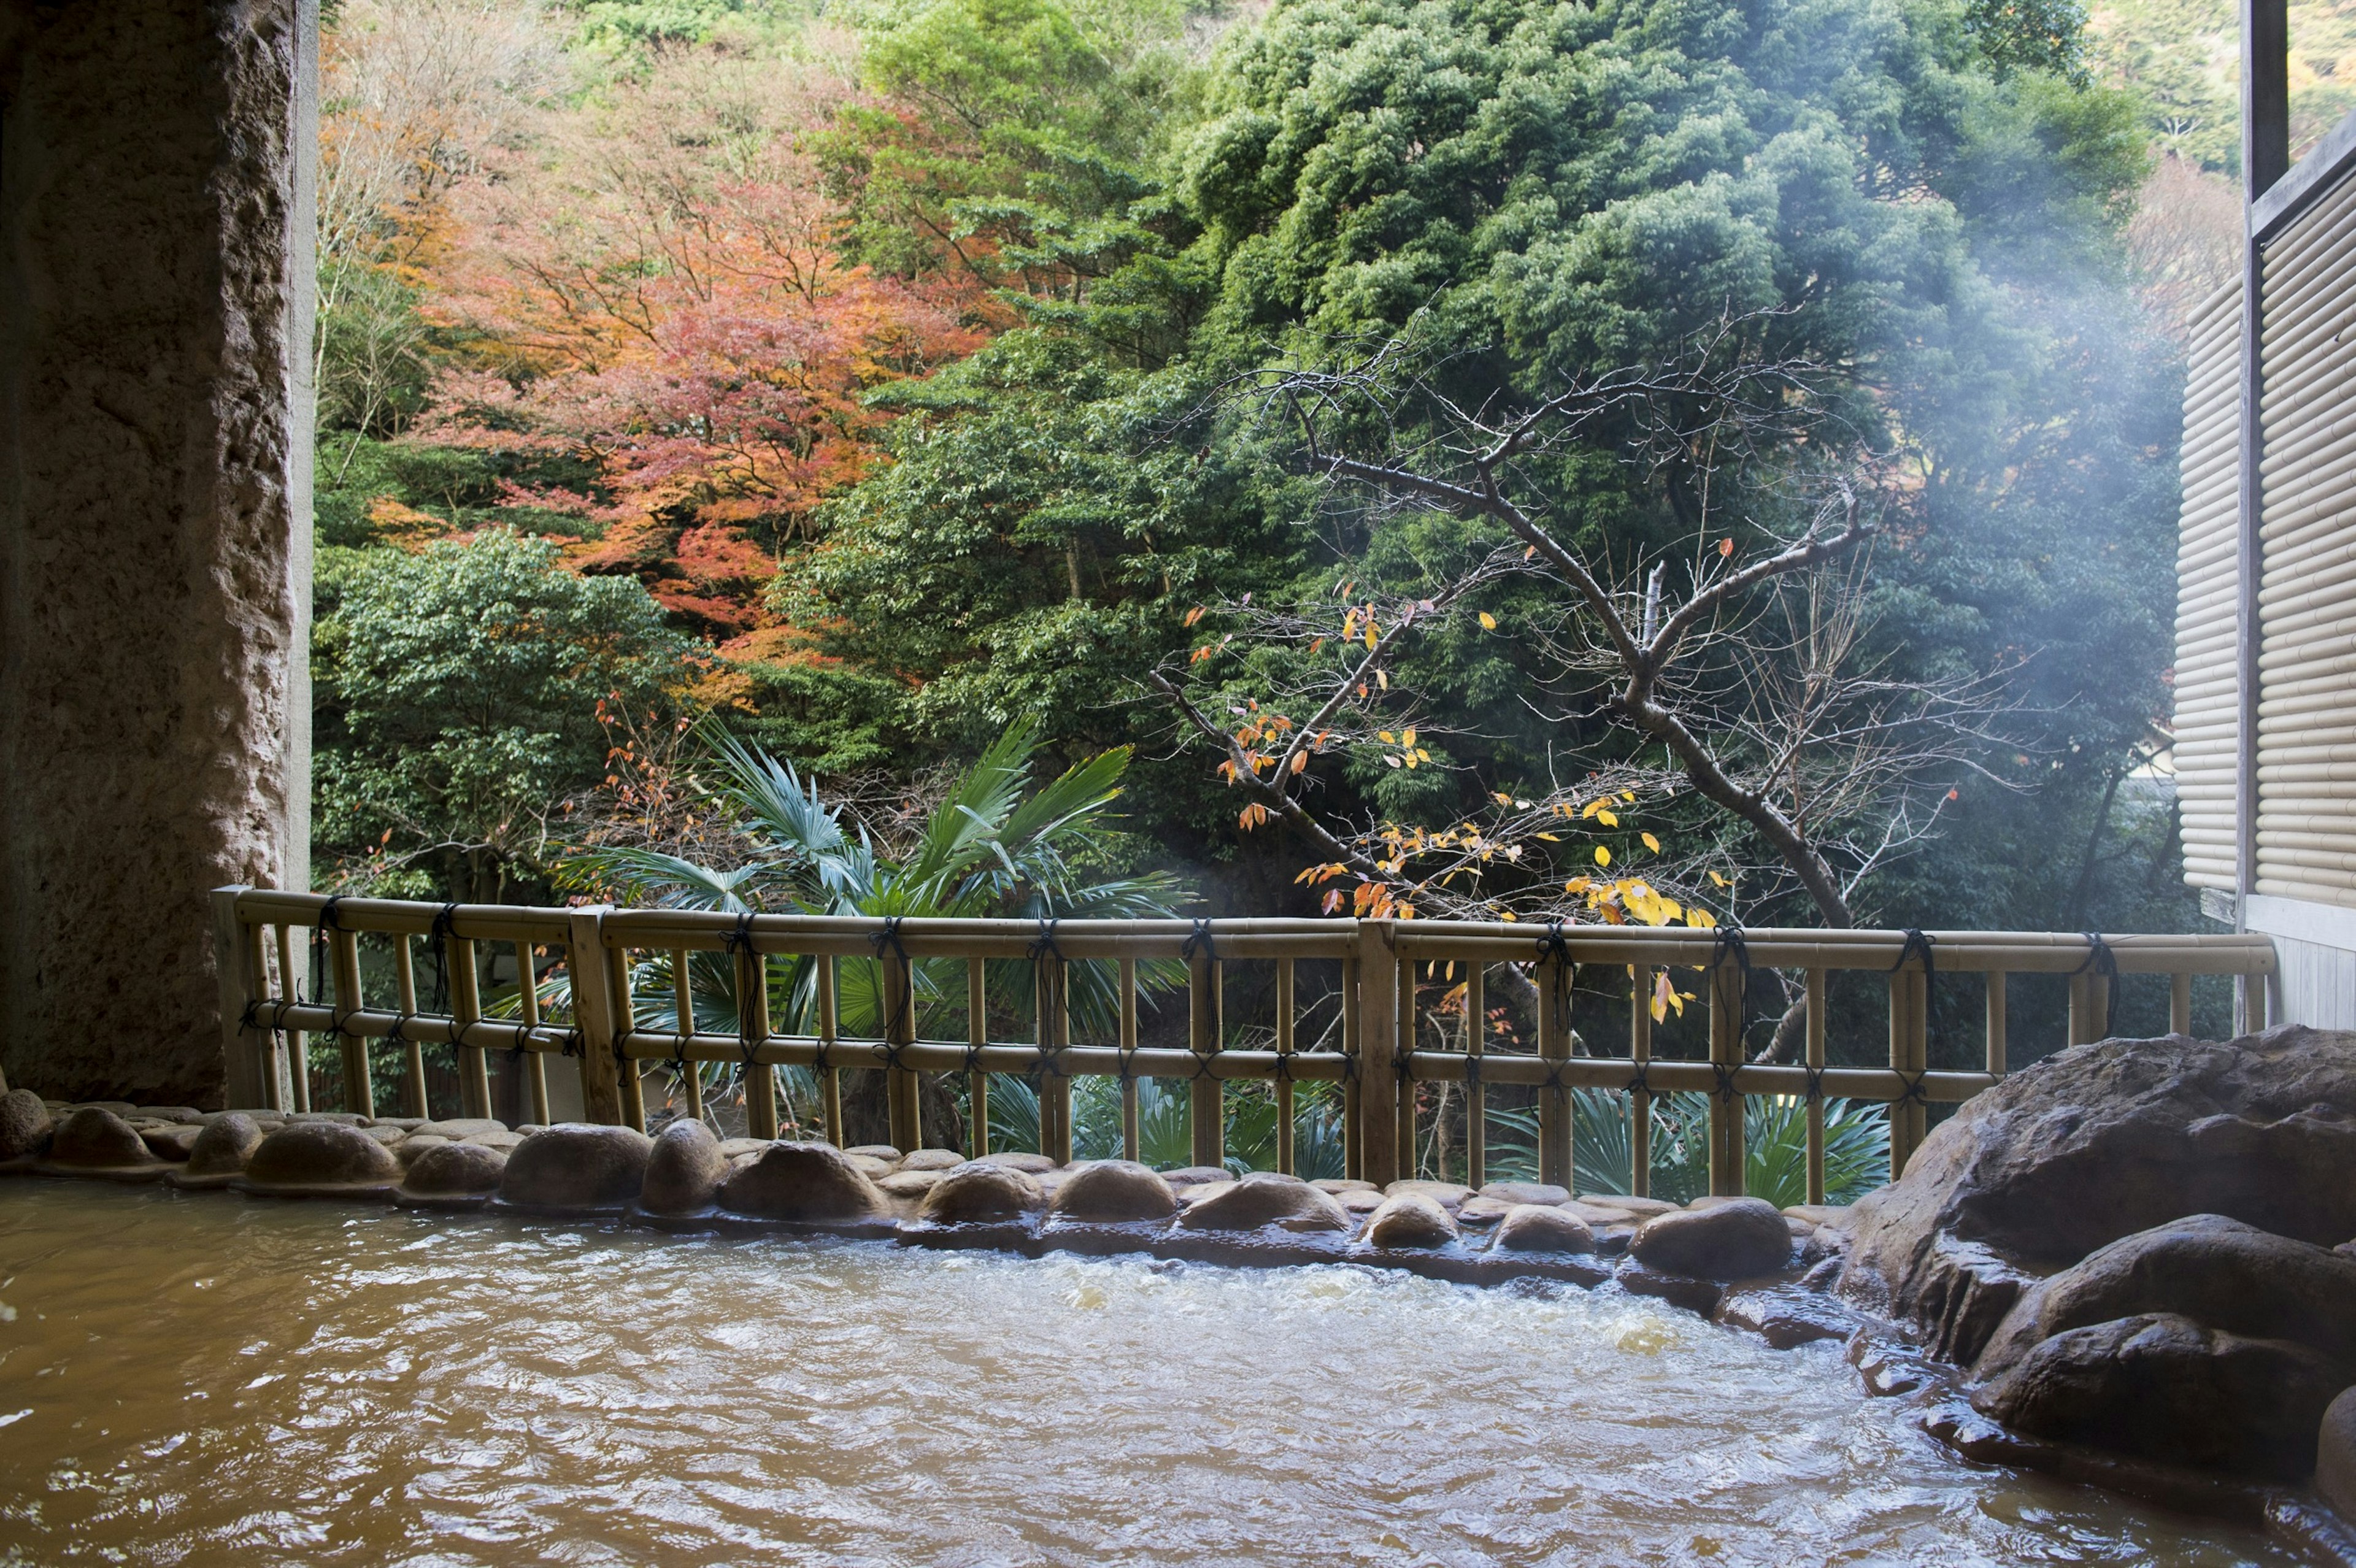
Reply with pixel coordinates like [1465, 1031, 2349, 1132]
[637, 1121, 728, 1215]
[1177, 1170, 1350, 1232]
[498, 1124, 651, 1212]
[1841, 1024, 2356, 1365]
[720, 1142, 890, 1223]
[920, 1163, 1044, 1224]
[398, 1141, 508, 1204]
[177, 1114, 266, 1182]
[1049, 1160, 1176, 1223]
[1363, 1193, 1458, 1249]
[1630, 1198, 1793, 1280]
[2319, 1388, 2356, 1522]
[44, 1107, 163, 1172]
[241, 1121, 402, 1192]
[0, 1090, 53, 1160]
[1970, 1312, 2350, 1480]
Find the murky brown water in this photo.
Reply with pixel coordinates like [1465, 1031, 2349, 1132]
[0, 1179, 2295, 1566]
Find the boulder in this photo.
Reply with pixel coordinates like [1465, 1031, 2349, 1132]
[1585, 1194, 1679, 1218]
[2320, 1387, 2356, 1523]
[240, 1121, 402, 1193]
[1716, 1286, 1860, 1350]
[848, 1154, 895, 1178]
[396, 1134, 452, 1166]
[1177, 1170, 1350, 1232]
[1970, 1312, 2350, 1480]
[0, 1089, 54, 1160]
[134, 1105, 206, 1124]
[1162, 1165, 1232, 1186]
[182, 1113, 264, 1177]
[1492, 1205, 1595, 1254]
[415, 1118, 507, 1140]
[1630, 1198, 1795, 1280]
[45, 1107, 161, 1172]
[1975, 1215, 2356, 1382]
[498, 1124, 652, 1212]
[399, 1141, 508, 1201]
[969, 1151, 1057, 1175]
[1364, 1193, 1458, 1249]
[1455, 1197, 1514, 1226]
[1384, 1180, 1471, 1209]
[896, 1149, 966, 1172]
[715, 1138, 770, 1161]
[1843, 1025, 2356, 1366]
[1479, 1180, 1571, 1207]
[140, 1125, 200, 1161]
[720, 1142, 890, 1223]
[637, 1121, 728, 1215]
[844, 1143, 902, 1163]
[920, 1164, 1045, 1224]
[879, 1170, 942, 1198]
[1313, 1178, 1379, 1194]
[1049, 1160, 1176, 1222]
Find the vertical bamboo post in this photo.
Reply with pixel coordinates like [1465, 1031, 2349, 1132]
[1275, 957, 1297, 1177]
[1118, 956, 1139, 1164]
[1538, 950, 1571, 1190]
[448, 926, 490, 1121]
[2169, 971, 2193, 1036]
[393, 932, 428, 1119]
[243, 914, 285, 1112]
[881, 941, 918, 1155]
[1038, 949, 1072, 1166]
[514, 941, 551, 1127]
[611, 945, 645, 1134]
[1461, 961, 1484, 1190]
[1355, 923, 1399, 1188]
[744, 939, 780, 1142]
[1986, 971, 2008, 1077]
[1887, 961, 1927, 1178]
[1908, 963, 1930, 1168]
[671, 950, 703, 1123]
[2066, 973, 2090, 1048]
[210, 888, 266, 1111]
[820, 955, 844, 1147]
[566, 909, 623, 1126]
[1396, 958, 1418, 1179]
[1804, 968, 1827, 1206]
[1188, 937, 1223, 1170]
[2253, 967, 2274, 1029]
[329, 924, 372, 1116]
[278, 921, 313, 1113]
[1707, 957, 1742, 1197]
[1629, 965, 1652, 1199]
[966, 957, 988, 1158]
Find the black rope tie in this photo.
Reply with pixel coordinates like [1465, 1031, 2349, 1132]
[1803, 1064, 1827, 1102]
[1029, 918, 1068, 1078]
[1626, 1061, 1651, 1096]
[1892, 928, 1936, 978]
[1710, 1060, 1741, 1104]
[869, 917, 913, 1073]
[1896, 1069, 1931, 1107]
[429, 902, 461, 1013]
[2075, 932, 2119, 1029]
[725, 913, 763, 1074]
[1182, 918, 1219, 964]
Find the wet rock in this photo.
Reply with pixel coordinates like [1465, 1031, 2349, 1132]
[1970, 1312, 2350, 1480]
[1050, 1160, 1176, 1223]
[1595, 1223, 1638, 1257]
[134, 1105, 206, 1124]
[920, 1164, 1044, 1224]
[1479, 1180, 1571, 1207]
[1177, 1170, 1350, 1232]
[140, 1125, 199, 1161]
[848, 1153, 895, 1178]
[462, 1129, 525, 1151]
[399, 1141, 507, 1201]
[1631, 1198, 1795, 1280]
[844, 1143, 901, 1163]
[715, 1138, 769, 1161]
[1717, 1286, 1860, 1350]
[1493, 1205, 1595, 1254]
[357, 1124, 407, 1146]
[1384, 1180, 1471, 1209]
[897, 1149, 966, 1172]
[879, 1170, 942, 1199]
[416, 1118, 508, 1140]
[241, 1121, 402, 1192]
[1843, 1024, 2356, 1367]
[0, 1090, 53, 1160]
[1975, 1215, 2356, 1383]
[1784, 1204, 1854, 1230]
[1455, 1196, 1514, 1226]
[1364, 1193, 1458, 1249]
[1163, 1165, 1231, 1186]
[287, 1111, 371, 1126]
[1799, 1224, 1852, 1271]
[396, 1134, 452, 1166]
[182, 1113, 264, 1177]
[498, 1124, 652, 1212]
[637, 1121, 728, 1215]
[45, 1107, 160, 1170]
[721, 1142, 891, 1223]
[1565, 1200, 1641, 1227]
[970, 1151, 1058, 1175]
[1586, 1194, 1679, 1218]
[72, 1101, 137, 1117]
[2319, 1388, 2356, 1523]
[1850, 1332, 1949, 1399]
[1313, 1178, 1378, 1194]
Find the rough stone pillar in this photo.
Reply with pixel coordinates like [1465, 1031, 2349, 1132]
[0, 0, 315, 1105]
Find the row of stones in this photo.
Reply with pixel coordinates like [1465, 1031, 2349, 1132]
[0, 1093, 1855, 1326]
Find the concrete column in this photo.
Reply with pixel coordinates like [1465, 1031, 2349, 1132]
[0, 0, 315, 1105]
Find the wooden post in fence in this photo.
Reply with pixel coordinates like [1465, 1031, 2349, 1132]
[449, 922, 490, 1120]
[819, 956, 844, 1147]
[1188, 936, 1223, 1170]
[513, 940, 552, 1127]
[210, 887, 274, 1112]
[1887, 957, 1928, 1178]
[882, 940, 919, 1155]
[610, 943, 645, 1134]
[966, 958, 988, 1158]
[2169, 971, 2193, 1036]
[1039, 948, 1072, 1166]
[1629, 965, 1652, 1199]
[1461, 959, 1484, 1190]
[1276, 957, 1298, 1177]
[1341, 948, 1363, 1182]
[1706, 956, 1741, 1197]
[1118, 957, 1139, 1164]
[568, 909, 624, 1126]
[328, 921, 373, 1116]
[671, 950, 703, 1124]
[740, 941, 778, 1142]
[1537, 948, 1571, 1191]
[1355, 921, 1400, 1188]
[393, 932, 428, 1118]
[1396, 956, 1418, 1180]
[1986, 972, 2008, 1077]
[1804, 968, 1826, 1206]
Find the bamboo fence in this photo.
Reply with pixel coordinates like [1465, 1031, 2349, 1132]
[210, 886, 2279, 1204]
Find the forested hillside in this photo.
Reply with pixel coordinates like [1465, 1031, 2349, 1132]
[310, 0, 2246, 978]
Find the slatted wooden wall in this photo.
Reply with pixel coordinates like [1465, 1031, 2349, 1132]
[2174, 280, 2242, 893]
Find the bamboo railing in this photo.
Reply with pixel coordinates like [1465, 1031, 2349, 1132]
[210, 887, 2279, 1204]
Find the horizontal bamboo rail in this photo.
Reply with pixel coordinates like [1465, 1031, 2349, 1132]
[211, 888, 2279, 1201]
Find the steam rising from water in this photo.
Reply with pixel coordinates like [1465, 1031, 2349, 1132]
[0, 1182, 2291, 1564]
